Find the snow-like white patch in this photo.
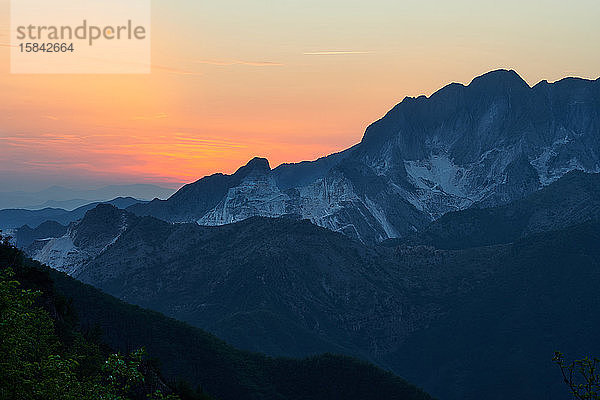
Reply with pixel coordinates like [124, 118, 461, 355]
[191, 128, 600, 241]
[404, 154, 469, 198]
[298, 176, 356, 219]
[531, 135, 576, 185]
[400, 147, 527, 218]
[32, 235, 86, 275]
[198, 174, 289, 226]
[403, 154, 481, 217]
[198, 171, 385, 242]
[364, 196, 398, 238]
[30, 213, 130, 276]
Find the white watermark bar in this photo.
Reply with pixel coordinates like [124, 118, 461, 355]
[11, 0, 151, 74]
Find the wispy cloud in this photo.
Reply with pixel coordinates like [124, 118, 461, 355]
[43, 115, 60, 121]
[151, 64, 202, 76]
[171, 135, 247, 149]
[193, 59, 284, 67]
[0, 133, 247, 158]
[0, 134, 84, 146]
[23, 161, 93, 168]
[303, 51, 373, 56]
[132, 113, 169, 121]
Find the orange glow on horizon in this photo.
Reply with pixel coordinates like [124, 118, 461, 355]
[1, 0, 599, 190]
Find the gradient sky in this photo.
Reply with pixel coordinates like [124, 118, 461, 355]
[1, 0, 599, 191]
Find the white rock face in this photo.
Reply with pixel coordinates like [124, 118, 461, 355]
[530, 134, 597, 186]
[199, 174, 289, 225]
[32, 234, 86, 275]
[404, 154, 475, 217]
[192, 140, 598, 241]
[199, 171, 376, 240]
[401, 148, 520, 218]
[297, 175, 365, 236]
[27, 205, 130, 276]
[121, 70, 600, 242]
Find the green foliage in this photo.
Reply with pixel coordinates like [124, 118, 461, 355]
[0, 262, 181, 400]
[104, 349, 146, 397]
[0, 268, 58, 399]
[554, 352, 600, 400]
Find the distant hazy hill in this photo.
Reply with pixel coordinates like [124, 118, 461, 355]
[0, 184, 175, 210]
[0, 197, 145, 229]
[129, 70, 600, 242]
[15, 220, 68, 248]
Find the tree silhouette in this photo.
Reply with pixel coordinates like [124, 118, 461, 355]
[554, 352, 600, 400]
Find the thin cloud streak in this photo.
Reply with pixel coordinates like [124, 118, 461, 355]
[194, 59, 284, 67]
[0, 134, 246, 151]
[132, 113, 169, 121]
[303, 51, 373, 55]
[151, 64, 203, 76]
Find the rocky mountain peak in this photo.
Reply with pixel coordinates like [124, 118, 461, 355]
[234, 157, 271, 177]
[127, 70, 600, 242]
[468, 69, 530, 91]
[71, 204, 131, 249]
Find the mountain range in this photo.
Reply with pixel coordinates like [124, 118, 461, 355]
[10, 69, 600, 399]
[24, 170, 600, 399]
[128, 69, 600, 243]
[0, 184, 175, 210]
[0, 196, 145, 230]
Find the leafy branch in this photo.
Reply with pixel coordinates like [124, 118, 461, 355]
[554, 351, 600, 400]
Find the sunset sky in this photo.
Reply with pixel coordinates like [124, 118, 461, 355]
[1, 0, 599, 191]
